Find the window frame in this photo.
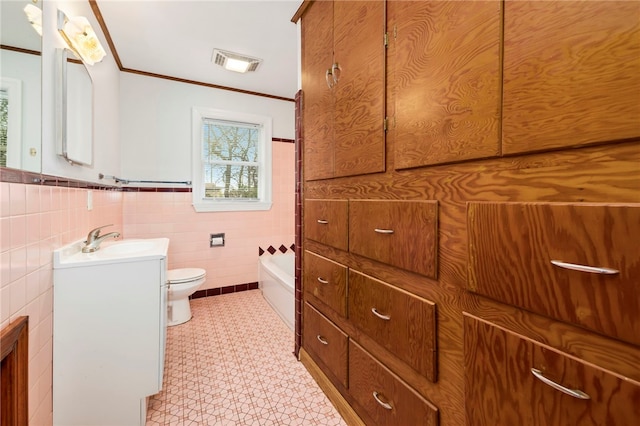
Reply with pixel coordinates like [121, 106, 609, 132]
[192, 107, 272, 212]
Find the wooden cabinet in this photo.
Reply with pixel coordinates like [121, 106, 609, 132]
[349, 200, 438, 278]
[298, 1, 640, 424]
[349, 340, 439, 426]
[464, 314, 640, 425]
[502, 1, 640, 154]
[348, 269, 437, 382]
[303, 302, 349, 389]
[392, 0, 502, 169]
[303, 250, 347, 317]
[301, 0, 385, 180]
[468, 202, 640, 346]
[304, 199, 348, 251]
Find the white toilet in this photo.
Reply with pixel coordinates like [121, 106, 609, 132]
[167, 268, 206, 326]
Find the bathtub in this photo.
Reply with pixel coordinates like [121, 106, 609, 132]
[258, 253, 295, 331]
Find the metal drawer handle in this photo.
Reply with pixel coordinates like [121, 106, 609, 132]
[316, 335, 329, 345]
[550, 260, 619, 275]
[317, 277, 329, 284]
[331, 62, 342, 84]
[531, 368, 590, 400]
[317, 219, 329, 224]
[373, 391, 393, 410]
[374, 228, 394, 234]
[325, 69, 334, 89]
[371, 308, 391, 321]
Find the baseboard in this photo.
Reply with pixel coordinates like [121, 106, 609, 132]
[191, 282, 259, 299]
[299, 348, 365, 426]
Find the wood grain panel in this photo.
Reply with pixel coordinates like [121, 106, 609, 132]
[348, 269, 437, 382]
[303, 251, 348, 317]
[349, 340, 439, 426]
[1, 316, 28, 426]
[333, 0, 385, 177]
[464, 314, 640, 426]
[503, 1, 640, 154]
[468, 202, 640, 346]
[393, 0, 502, 168]
[303, 302, 349, 389]
[304, 199, 348, 251]
[301, 0, 334, 180]
[465, 294, 640, 384]
[349, 199, 438, 278]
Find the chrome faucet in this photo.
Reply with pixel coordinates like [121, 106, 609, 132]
[82, 224, 121, 253]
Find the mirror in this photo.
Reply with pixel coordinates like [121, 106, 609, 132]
[0, 0, 42, 172]
[55, 48, 93, 166]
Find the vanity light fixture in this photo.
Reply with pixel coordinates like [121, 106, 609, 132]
[23, 3, 43, 36]
[212, 49, 262, 73]
[57, 9, 106, 66]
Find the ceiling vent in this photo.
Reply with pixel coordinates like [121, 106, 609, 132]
[212, 49, 262, 73]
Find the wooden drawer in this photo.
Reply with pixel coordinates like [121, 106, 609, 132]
[304, 199, 348, 251]
[467, 202, 640, 346]
[349, 200, 438, 278]
[348, 269, 437, 382]
[349, 340, 439, 426]
[464, 314, 640, 425]
[303, 251, 347, 317]
[303, 302, 348, 388]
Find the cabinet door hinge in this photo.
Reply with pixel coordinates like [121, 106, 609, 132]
[384, 32, 389, 48]
[384, 117, 389, 132]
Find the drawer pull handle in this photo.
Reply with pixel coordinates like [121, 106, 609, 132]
[317, 277, 329, 284]
[373, 391, 393, 410]
[371, 308, 391, 321]
[531, 368, 590, 400]
[374, 228, 394, 234]
[317, 219, 329, 224]
[316, 335, 329, 345]
[550, 260, 619, 275]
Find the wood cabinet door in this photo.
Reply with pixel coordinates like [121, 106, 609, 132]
[349, 199, 438, 278]
[392, 0, 502, 169]
[333, 0, 385, 177]
[302, 0, 334, 181]
[468, 202, 640, 346]
[348, 269, 437, 382]
[303, 302, 348, 388]
[464, 314, 640, 425]
[502, 1, 640, 154]
[303, 251, 348, 317]
[304, 199, 349, 251]
[349, 340, 439, 426]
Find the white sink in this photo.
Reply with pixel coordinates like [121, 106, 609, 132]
[54, 238, 170, 268]
[100, 240, 158, 256]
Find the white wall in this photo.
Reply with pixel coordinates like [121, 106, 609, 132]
[119, 72, 295, 182]
[41, 0, 121, 183]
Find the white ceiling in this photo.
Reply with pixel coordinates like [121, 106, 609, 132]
[97, 0, 301, 100]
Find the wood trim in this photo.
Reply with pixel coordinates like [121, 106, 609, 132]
[0, 45, 40, 56]
[1, 316, 29, 426]
[291, 0, 312, 23]
[120, 68, 295, 102]
[88, 0, 123, 69]
[299, 348, 365, 426]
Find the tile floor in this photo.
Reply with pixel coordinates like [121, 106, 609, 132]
[146, 289, 346, 426]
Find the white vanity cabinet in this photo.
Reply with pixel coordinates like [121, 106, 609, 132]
[52, 238, 169, 426]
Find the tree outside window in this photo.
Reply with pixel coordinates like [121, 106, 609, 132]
[202, 119, 259, 200]
[192, 107, 272, 212]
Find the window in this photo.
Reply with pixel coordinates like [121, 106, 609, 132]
[192, 107, 272, 212]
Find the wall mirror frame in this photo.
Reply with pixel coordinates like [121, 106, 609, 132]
[0, 0, 42, 173]
[55, 47, 94, 166]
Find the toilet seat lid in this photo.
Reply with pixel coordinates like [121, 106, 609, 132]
[167, 268, 206, 284]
